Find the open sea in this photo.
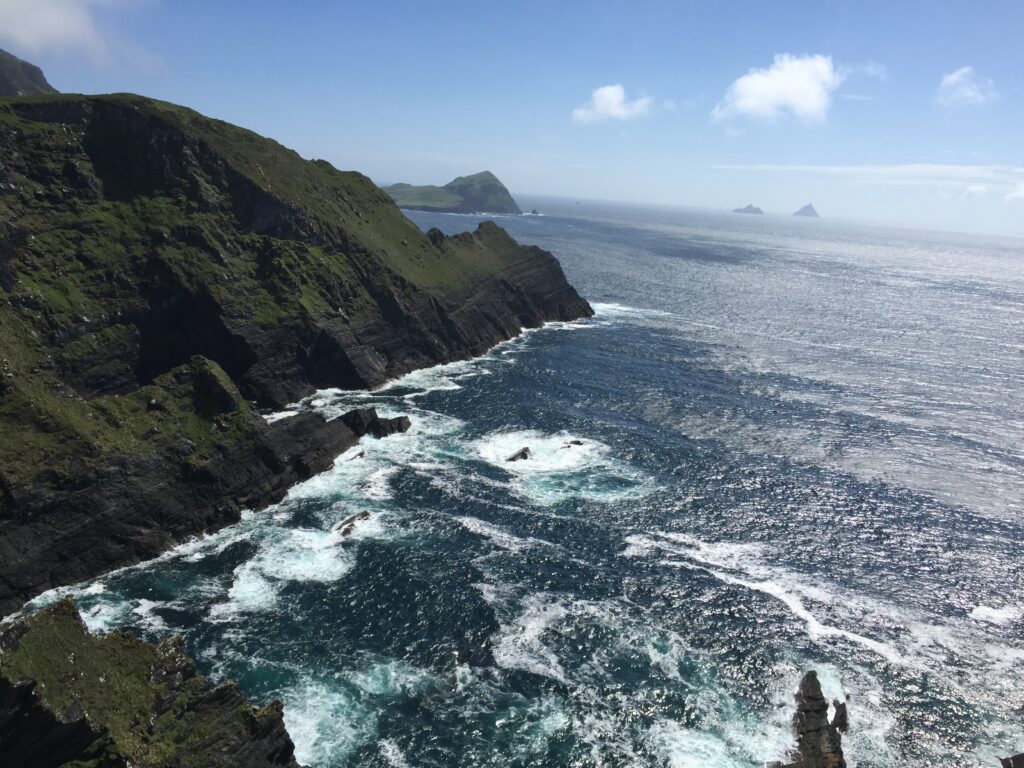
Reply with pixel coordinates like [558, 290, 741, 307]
[25, 200, 1024, 767]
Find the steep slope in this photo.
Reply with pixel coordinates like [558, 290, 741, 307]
[384, 170, 522, 214]
[0, 93, 592, 613]
[793, 203, 819, 217]
[0, 599, 303, 767]
[0, 49, 58, 97]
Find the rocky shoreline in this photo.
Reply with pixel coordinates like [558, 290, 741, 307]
[0, 94, 592, 616]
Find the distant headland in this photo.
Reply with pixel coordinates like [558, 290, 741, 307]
[383, 170, 522, 214]
[733, 203, 764, 215]
[793, 203, 819, 218]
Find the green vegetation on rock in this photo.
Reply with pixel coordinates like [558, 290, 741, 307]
[0, 92, 591, 612]
[384, 170, 522, 214]
[0, 598, 301, 767]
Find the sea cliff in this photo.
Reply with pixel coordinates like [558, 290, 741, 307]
[0, 93, 592, 615]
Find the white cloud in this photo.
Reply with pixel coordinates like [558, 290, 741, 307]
[0, 0, 151, 64]
[936, 66, 999, 107]
[712, 54, 845, 122]
[1005, 183, 1024, 203]
[572, 84, 654, 123]
[962, 184, 986, 199]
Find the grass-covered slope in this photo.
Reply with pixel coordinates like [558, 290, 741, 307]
[0, 598, 303, 767]
[384, 170, 522, 214]
[0, 93, 591, 612]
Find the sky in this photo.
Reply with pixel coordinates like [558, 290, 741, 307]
[1, 0, 1022, 234]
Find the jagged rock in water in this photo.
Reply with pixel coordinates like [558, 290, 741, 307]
[0, 94, 591, 614]
[0, 599, 304, 767]
[769, 671, 847, 768]
[506, 446, 531, 461]
[1002, 755, 1024, 768]
[339, 408, 411, 439]
[0, 49, 58, 97]
[334, 510, 371, 537]
[793, 203, 820, 218]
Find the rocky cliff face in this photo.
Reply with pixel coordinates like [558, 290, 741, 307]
[0, 94, 591, 613]
[0, 49, 58, 98]
[0, 599, 304, 767]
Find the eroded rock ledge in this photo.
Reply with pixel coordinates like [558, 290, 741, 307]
[0, 598, 304, 767]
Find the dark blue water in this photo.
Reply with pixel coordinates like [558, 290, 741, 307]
[25, 202, 1024, 767]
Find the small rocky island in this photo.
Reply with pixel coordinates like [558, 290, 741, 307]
[733, 203, 764, 215]
[793, 203, 819, 218]
[384, 170, 522, 214]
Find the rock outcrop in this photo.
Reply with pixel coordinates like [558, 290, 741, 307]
[0, 94, 592, 614]
[0, 599, 304, 767]
[507, 447, 531, 461]
[0, 49, 58, 98]
[793, 203, 819, 218]
[733, 203, 764, 215]
[770, 671, 847, 768]
[384, 170, 522, 214]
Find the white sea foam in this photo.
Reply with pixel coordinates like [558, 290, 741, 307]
[970, 604, 1022, 625]
[283, 681, 372, 767]
[456, 516, 555, 553]
[489, 592, 570, 684]
[378, 739, 412, 768]
[471, 429, 649, 506]
[646, 723, 748, 768]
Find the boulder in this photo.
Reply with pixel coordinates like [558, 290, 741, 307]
[506, 447, 531, 462]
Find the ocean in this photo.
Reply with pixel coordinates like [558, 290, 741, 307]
[26, 200, 1024, 767]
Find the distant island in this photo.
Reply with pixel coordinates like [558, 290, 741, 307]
[793, 203, 819, 218]
[733, 204, 764, 215]
[384, 170, 522, 214]
[0, 48, 58, 97]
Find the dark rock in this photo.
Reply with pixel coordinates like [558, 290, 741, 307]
[1002, 755, 1024, 768]
[793, 203, 819, 218]
[774, 671, 847, 768]
[335, 510, 371, 537]
[563, 439, 584, 447]
[831, 699, 848, 733]
[507, 447, 531, 461]
[370, 415, 411, 438]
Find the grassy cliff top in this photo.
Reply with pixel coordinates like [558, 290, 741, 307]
[384, 169, 522, 214]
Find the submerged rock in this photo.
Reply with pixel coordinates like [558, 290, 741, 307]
[335, 510, 371, 537]
[506, 446, 531, 461]
[769, 671, 847, 768]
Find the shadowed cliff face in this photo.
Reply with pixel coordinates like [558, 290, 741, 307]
[0, 49, 58, 98]
[0, 599, 304, 768]
[0, 94, 592, 613]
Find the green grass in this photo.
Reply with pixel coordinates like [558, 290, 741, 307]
[0, 599, 286, 766]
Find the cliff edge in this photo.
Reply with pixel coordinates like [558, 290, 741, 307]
[0, 93, 591, 613]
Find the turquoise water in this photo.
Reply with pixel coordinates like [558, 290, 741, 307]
[26, 202, 1024, 766]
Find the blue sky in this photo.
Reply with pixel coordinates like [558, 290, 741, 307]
[2, 0, 1022, 233]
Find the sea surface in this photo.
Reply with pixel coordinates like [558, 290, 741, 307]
[25, 201, 1024, 767]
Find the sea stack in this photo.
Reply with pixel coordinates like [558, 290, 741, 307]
[733, 203, 764, 215]
[768, 671, 847, 768]
[793, 204, 819, 218]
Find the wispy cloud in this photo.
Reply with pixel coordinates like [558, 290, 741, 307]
[572, 84, 654, 123]
[712, 54, 845, 122]
[936, 66, 999, 107]
[1005, 183, 1024, 203]
[0, 0, 152, 65]
[961, 184, 987, 199]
